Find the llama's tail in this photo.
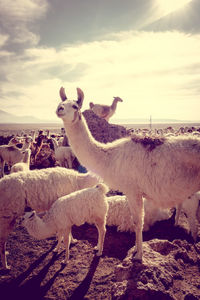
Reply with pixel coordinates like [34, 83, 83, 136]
[197, 200, 200, 223]
[96, 183, 109, 195]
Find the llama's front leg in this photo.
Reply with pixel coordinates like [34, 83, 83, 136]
[127, 195, 144, 261]
[0, 218, 16, 269]
[0, 239, 9, 270]
[63, 226, 71, 263]
[94, 218, 106, 256]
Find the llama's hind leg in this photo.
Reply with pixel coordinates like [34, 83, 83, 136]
[54, 232, 64, 253]
[70, 232, 77, 244]
[63, 226, 71, 262]
[127, 194, 144, 261]
[0, 159, 5, 178]
[94, 217, 106, 256]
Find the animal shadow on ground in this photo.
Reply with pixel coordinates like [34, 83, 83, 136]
[68, 255, 100, 300]
[0, 242, 65, 300]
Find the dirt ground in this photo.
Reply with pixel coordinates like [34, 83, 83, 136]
[0, 210, 200, 300]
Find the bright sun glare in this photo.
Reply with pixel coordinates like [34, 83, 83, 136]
[158, 0, 192, 15]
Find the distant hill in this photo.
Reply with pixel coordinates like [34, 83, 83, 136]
[0, 109, 53, 123]
[0, 109, 199, 125]
[112, 117, 198, 124]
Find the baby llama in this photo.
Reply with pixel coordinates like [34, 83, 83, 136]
[0, 167, 99, 269]
[23, 183, 109, 263]
[10, 148, 31, 173]
[49, 137, 75, 168]
[56, 86, 200, 262]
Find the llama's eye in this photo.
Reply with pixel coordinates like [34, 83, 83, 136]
[72, 105, 78, 110]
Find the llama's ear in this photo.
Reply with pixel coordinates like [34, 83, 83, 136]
[59, 87, 67, 101]
[76, 87, 84, 108]
[89, 102, 94, 109]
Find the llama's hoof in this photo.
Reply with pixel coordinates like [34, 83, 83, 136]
[53, 248, 59, 253]
[132, 256, 142, 263]
[71, 238, 77, 244]
[2, 264, 11, 271]
[132, 250, 142, 262]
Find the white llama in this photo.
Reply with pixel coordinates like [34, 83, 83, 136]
[10, 149, 31, 173]
[50, 137, 75, 168]
[56, 87, 200, 262]
[23, 183, 109, 262]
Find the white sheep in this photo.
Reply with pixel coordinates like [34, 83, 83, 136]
[175, 191, 200, 241]
[89, 97, 123, 122]
[0, 167, 100, 269]
[50, 137, 75, 168]
[56, 87, 200, 262]
[22, 183, 109, 262]
[106, 196, 171, 232]
[10, 148, 31, 173]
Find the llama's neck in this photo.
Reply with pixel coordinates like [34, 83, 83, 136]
[27, 215, 55, 240]
[51, 138, 58, 151]
[111, 98, 119, 111]
[22, 150, 30, 164]
[64, 116, 110, 176]
[22, 142, 30, 150]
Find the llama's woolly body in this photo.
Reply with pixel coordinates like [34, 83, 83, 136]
[0, 167, 99, 269]
[23, 183, 109, 261]
[175, 191, 200, 240]
[106, 196, 171, 232]
[56, 87, 200, 261]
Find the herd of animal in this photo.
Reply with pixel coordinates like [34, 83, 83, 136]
[0, 87, 200, 271]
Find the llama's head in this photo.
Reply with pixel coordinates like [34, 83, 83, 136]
[114, 97, 123, 103]
[21, 210, 36, 227]
[56, 87, 84, 124]
[22, 210, 36, 222]
[89, 102, 94, 109]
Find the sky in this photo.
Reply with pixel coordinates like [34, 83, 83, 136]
[0, 0, 200, 122]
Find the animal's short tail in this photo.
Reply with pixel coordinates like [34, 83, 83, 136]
[197, 200, 200, 222]
[96, 183, 109, 195]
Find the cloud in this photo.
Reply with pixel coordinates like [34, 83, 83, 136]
[0, 27, 200, 121]
[0, 0, 48, 22]
[144, 0, 200, 34]
[0, 0, 49, 51]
